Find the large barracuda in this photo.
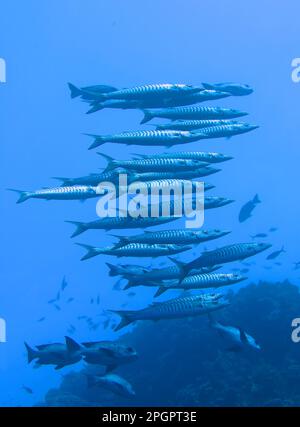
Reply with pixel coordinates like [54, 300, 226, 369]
[66, 216, 178, 238]
[120, 178, 203, 193]
[154, 273, 246, 297]
[141, 106, 248, 124]
[99, 153, 208, 172]
[86, 130, 204, 149]
[154, 119, 239, 131]
[132, 170, 218, 182]
[111, 228, 231, 248]
[112, 293, 229, 331]
[86, 89, 230, 114]
[93, 83, 201, 101]
[192, 123, 258, 139]
[77, 243, 192, 260]
[8, 185, 99, 204]
[174, 242, 272, 280]
[135, 151, 233, 164]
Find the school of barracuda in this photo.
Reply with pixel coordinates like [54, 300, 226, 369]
[12, 81, 271, 397]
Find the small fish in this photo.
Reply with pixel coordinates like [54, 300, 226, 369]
[127, 292, 136, 297]
[173, 242, 271, 280]
[24, 337, 82, 370]
[61, 276, 68, 291]
[293, 261, 300, 270]
[266, 246, 285, 260]
[209, 315, 260, 352]
[8, 186, 99, 204]
[22, 385, 34, 394]
[111, 229, 231, 248]
[37, 317, 46, 322]
[135, 150, 233, 163]
[239, 194, 261, 223]
[141, 106, 248, 124]
[269, 227, 278, 232]
[48, 298, 57, 304]
[202, 82, 253, 96]
[154, 273, 246, 297]
[90, 298, 94, 304]
[86, 373, 135, 398]
[154, 119, 238, 131]
[86, 130, 208, 150]
[77, 243, 192, 260]
[111, 293, 229, 331]
[53, 304, 61, 311]
[56, 291, 61, 301]
[67, 297, 74, 303]
[251, 233, 268, 239]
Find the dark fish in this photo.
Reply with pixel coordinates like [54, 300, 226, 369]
[22, 385, 34, 394]
[67, 297, 74, 303]
[141, 106, 248, 124]
[81, 340, 137, 370]
[266, 246, 285, 260]
[239, 194, 261, 222]
[112, 293, 229, 331]
[293, 261, 300, 270]
[61, 276, 68, 291]
[53, 304, 61, 311]
[37, 317, 46, 322]
[202, 82, 253, 96]
[250, 233, 268, 239]
[52, 169, 126, 187]
[8, 186, 99, 204]
[269, 227, 278, 232]
[86, 373, 135, 398]
[48, 298, 57, 304]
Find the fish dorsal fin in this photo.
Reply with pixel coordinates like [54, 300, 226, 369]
[238, 328, 248, 344]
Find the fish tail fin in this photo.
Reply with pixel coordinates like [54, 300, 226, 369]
[105, 262, 121, 277]
[75, 243, 100, 261]
[202, 82, 214, 90]
[168, 257, 187, 282]
[83, 133, 105, 150]
[123, 280, 137, 290]
[97, 153, 117, 171]
[86, 103, 104, 114]
[65, 336, 81, 353]
[65, 221, 88, 238]
[140, 109, 153, 124]
[7, 188, 32, 204]
[109, 234, 129, 248]
[154, 286, 168, 297]
[24, 342, 38, 364]
[253, 194, 261, 204]
[68, 82, 82, 98]
[109, 310, 134, 331]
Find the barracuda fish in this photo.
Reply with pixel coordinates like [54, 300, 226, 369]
[173, 242, 272, 280]
[86, 89, 230, 114]
[154, 273, 246, 297]
[154, 119, 239, 131]
[239, 194, 261, 223]
[192, 123, 259, 140]
[112, 293, 229, 331]
[52, 169, 127, 187]
[135, 151, 233, 163]
[94, 83, 201, 101]
[202, 82, 253, 96]
[68, 83, 118, 100]
[66, 215, 178, 238]
[123, 266, 222, 289]
[141, 106, 248, 124]
[106, 263, 151, 277]
[86, 374, 135, 398]
[132, 170, 218, 183]
[121, 178, 203, 193]
[209, 315, 260, 351]
[99, 153, 208, 172]
[8, 185, 99, 204]
[24, 337, 82, 370]
[77, 243, 192, 260]
[86, 130, 204, 149]
[111, 228, 231, 248]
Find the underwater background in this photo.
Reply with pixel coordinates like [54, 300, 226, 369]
[1, 0, 300, 406]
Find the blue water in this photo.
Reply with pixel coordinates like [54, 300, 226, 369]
[1, 0, 300, 406]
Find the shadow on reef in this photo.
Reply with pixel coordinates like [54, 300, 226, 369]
[37, 281, 300, 407]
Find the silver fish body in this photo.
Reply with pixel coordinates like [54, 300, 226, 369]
[104, 157, 208, 172]
[112, 293, 229, 330]
[141, 106, 248, 124]
[155, 119, 239, 131]
[135, 151, 233, 164]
